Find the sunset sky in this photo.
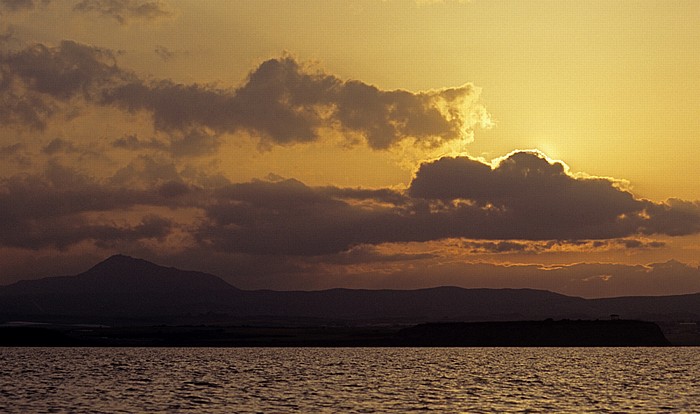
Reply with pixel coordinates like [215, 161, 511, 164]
[1, 0, 700, 297]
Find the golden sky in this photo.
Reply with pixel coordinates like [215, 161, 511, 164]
[1, 0, 699, 297]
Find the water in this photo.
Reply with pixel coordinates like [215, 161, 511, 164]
[1, 347, 698, 413]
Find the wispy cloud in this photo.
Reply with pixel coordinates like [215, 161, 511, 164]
[72, 0, 173, 24]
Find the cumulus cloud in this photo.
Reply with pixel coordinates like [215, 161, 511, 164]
[104, 56, 489, 149]
[1, 40, 123, 100]
[2, 41, 490, 153]
[198, 151, 700, 255]
[0, 40, 127, 129]
[73, 0, 173, 24]
[409, 151, 668, 239]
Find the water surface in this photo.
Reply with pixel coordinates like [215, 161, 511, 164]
[1, 347, 698, 413]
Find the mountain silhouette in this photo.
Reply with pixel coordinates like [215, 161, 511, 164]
[1, 255, 699, 325]
[0, 255, 241, 321]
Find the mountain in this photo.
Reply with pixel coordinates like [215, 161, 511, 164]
[0, 255, 241, 322]
[1, 255, 699, 325]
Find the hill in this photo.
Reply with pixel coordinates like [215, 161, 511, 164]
[1, 255, 699, 326]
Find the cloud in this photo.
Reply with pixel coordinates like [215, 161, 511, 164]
[2, 41, 490, 152]
[0, 142, 23, 156]
[459, 238, 666, 254]
[41, 138, 78, 154]
[0, 142, 30, 167]
[1, 40, 123, 100]
[73, 0, 173, 24]
[0, 214, 173, 250]
[107, 155, 181, 188]
[409, 150, 655, 239]
[101, 55, 490, 149]
[318, 245, 436, 265]
[111, 134, 168, 151]
[332, 260, 700, 298]
[111, 130, 221, 157]
[198, 151, 700, 255]
[0, 130, 697, 256]
[0, 40, 127, 129]
[0, 159, 196, 249]
[0, 0, 49, 12]
[154, 45, 173, 61]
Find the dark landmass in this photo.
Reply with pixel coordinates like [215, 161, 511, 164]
[0, 255, 699, 346]
[0, 320, 671, 347]
[398, 320, 670, 347]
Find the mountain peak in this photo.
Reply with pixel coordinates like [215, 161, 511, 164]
[72, 254, 239, 296]
[87, 254, 158, 274]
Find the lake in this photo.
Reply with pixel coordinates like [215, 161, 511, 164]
[1, 347, 698, 413]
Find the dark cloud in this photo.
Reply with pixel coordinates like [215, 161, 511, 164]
[318, 245, 436, 265]
[0, 150, 695, 255]
[1, 40, 123, 100]
[320, 186, 408, 206]
[641, 199, 700, 237]
[111, 134, 168, 151]
[616, 239, 666, 249]
[0, 142, 23, 156]
[108, 155, 181, 188]
[169, 129, 220, 157]
[0, 29, 15, 43]
[3, 42, 488, 152]
[409, 151, 657, 240]
[0, 160, 196, 249]
[200, 178, 405, 255]
[461, 240, 530, 254]
[461, 238, 666, 254]
[0, 0, 49, 12]
[154, 45, 173, 61]
[73, 0, 173, 24]
[0, 142, 30, 167]
[102, 56, 488, 149]
[0, 90, 57, 130]
[0, 214, 173, 250]
[198, 151, 700, 255]
[111, 130, 220, 157]
[42, 138, 78, 154]
[0, 40, 127, 129]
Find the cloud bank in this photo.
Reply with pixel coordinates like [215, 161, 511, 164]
[1, 150, 698, 255]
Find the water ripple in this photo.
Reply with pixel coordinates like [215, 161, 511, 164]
[0, 347, 698, 412]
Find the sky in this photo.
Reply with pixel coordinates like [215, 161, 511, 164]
[1, 0, 700, 298]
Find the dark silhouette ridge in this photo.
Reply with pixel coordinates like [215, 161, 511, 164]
[0, 255, 241, 319]
[0, 320, 670, 347]
[397, 320, 670, 347]
[0, 255, 699, 329]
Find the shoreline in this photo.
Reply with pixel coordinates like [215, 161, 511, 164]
[0, 319, 677, 347]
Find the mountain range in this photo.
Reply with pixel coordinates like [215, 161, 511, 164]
[1, 255, 699, 325]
